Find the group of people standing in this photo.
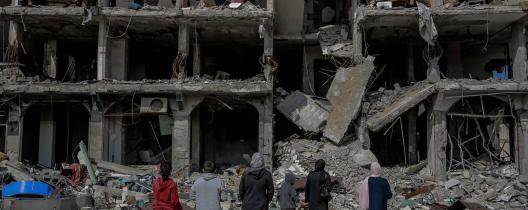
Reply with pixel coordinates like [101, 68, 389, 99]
[151, 153, 392, 210]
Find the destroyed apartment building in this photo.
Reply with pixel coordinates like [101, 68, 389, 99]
[0, 0, 527, 209]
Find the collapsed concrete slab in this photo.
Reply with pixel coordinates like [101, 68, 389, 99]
[276, 91, 330, 132]
[323, 58, 374, 144]
[367, 83, 436, 132]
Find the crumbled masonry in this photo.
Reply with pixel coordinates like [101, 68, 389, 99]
[1, 0, 528, 209]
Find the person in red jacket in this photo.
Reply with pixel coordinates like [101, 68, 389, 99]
[153, 160, 183, 210]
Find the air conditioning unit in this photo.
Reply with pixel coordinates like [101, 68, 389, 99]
[140, 97, 168, 114]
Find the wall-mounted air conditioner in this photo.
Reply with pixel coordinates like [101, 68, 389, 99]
[140, 97, 168, 114]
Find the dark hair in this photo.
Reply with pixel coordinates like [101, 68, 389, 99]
[203, 161, 215, 173]
[315, 159, 326, 171]
[159, 160, 172, 181]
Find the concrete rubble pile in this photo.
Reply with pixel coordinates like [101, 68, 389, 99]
[0, 143, 157, 210]
[273, 137, 528, 210]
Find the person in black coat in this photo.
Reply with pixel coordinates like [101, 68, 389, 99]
[359, 162, 392, 210]
[239, 153, 274, 210]
[305, 159, 332, 210]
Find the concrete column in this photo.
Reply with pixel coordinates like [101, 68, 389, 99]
[5, 104, 22, 161]
[406, 43, 415, 83]
[352, 16, 362, 60]
[43, 40, 57, 80]
[172, 114, 191, 176]
[511, 21, 527, 82]
[169, 96, 203, 177]
[427, 110, 447, 181]
[516, 112, 528, 183]
[110, 38, 128, 81]
[191, 110, 201, 171]
[97, 21, 109, 80]
[406, 44, 417, 164]
[407, 108, 418, 165]
[178, 25, 190, 54]
[266, 0, 273, 10]
[88, 107, 104, 160]
[250, 97, 274, 170]
[192, 43, 201, 77]
[107, 115, 124, 163]
[263, 21, 274, 82]
[175, 24, 190, 79]
[38, 105, 56, 168]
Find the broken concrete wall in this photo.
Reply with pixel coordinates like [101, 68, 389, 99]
[323, 58, 374, 144]
[276, 91, 330, 132]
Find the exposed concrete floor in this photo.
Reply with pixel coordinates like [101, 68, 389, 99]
[0, 79, 272, 96]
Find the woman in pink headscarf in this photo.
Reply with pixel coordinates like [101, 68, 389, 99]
[359, 162, 392, 210]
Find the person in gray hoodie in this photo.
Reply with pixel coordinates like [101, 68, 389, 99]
[191, 161, 224, 210]
[278, 172, 299, 210]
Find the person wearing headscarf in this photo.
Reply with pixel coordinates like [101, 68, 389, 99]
[278, 172, 299, 210]
[305, 159, 332, 210]
[239, 153, 274, 210]
[359, 162, 392, 210]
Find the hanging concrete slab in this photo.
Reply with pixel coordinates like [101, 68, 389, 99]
[323, 59, 374, 144]
[276, 91, 330, 132]
[367, 84, 436, 132]
[274, 0, 304, 35]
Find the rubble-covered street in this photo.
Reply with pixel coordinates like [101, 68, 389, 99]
[1, 0, 528, 208]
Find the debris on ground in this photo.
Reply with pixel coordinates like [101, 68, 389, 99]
[273, 137, 528, 210]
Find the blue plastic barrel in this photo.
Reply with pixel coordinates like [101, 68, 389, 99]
[1, 181, 55, 198]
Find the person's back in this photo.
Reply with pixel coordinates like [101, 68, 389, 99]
[239, 153, 274, 210]
[278, 172, 298, 210]
[153, 161, 183, 210]
[358, 162, 392, 210]
[367, 177, 392, 210]
[305, 159, 331, 210]
[192, 161, 223, 210]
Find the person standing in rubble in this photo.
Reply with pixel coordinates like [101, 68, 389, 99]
[305, 159, 332, 210]
[239, 153, 274, 210]
[278, 172, 299, 210]
[153, 160, 183, 210]
[191, 161, 224, 210]
[358, 162, 392, 210]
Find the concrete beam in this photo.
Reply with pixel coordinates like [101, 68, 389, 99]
[511, 21, 527, 82]
[97, 20, 109, 80]
[0, 81, 273, 96]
